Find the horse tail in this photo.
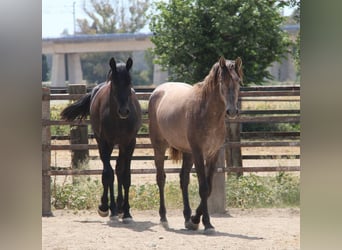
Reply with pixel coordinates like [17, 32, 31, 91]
[60, 93, 91, 121]
[168, 147, 182, 163]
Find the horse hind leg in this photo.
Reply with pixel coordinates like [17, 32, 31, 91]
[149, 106, 168, 227]
[153, 145, 168, 228]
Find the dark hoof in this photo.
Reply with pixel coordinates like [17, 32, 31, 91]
[204, 227, 216, 235]
[122, 217, 133, 224]
[97, 207, 109, 217]
[185, 220, 199, 230]
[160, 220, 169, 229]
[110, 215, 119, 221]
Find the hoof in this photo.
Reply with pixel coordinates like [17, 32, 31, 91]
[185, 220, 199, 230]
[109, 215, 119, 221]
[122, 217, 133, 224]
[98, 208, 109, 217]
[160, 220, 169, 229]
[204, 227, 216, 235]
[118, 213, 124, 219]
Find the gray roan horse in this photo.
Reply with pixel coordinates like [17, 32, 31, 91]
[148, 56, 242, 233]
[61, 57, 142, 222]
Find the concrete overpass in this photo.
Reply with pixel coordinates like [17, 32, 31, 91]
[42, 33, 167, 86]
[42, 25, 299, 86]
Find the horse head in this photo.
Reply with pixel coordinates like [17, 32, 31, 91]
[218, 56, 243, 118]
[109, 57, 133, 119]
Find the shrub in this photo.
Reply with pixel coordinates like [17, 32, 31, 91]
[226, 173, 300, 208]
[51, 173, 299, 211]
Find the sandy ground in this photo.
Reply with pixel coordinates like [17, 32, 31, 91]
[46, 139, 300, 249]
[42, 208, 299, 250]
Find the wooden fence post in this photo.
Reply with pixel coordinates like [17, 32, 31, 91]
[68, 84, 89, 174]
[208, 148, 226, 214]
[42, 88, 52, 216]
[225, 100, 243, 177]
[225, 123, 243, 175]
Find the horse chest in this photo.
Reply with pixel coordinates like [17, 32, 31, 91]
[94, 115, 136, 143]
[199, 123, 226, 157]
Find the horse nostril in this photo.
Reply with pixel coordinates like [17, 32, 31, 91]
[118, 107, 130, 118]
[226, 109, 238, 117]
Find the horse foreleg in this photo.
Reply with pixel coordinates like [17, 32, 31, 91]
[98, 165, 115, 217]
[98, 142, 117, 218]
[121, 164, 132, 223]
[191, 151, 215, 232]
[108, 172, 118, 220]
[115, 155, 125, 218]
[98, 169, 110, 217]
[180, 153, 194, 229]
[117, 141, 135, 222]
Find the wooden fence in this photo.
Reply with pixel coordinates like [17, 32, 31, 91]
[42, 85, 300, 216]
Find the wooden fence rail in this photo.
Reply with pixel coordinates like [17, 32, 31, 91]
[42, 85, 300, 216]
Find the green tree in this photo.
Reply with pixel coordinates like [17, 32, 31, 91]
[77, 0, 149, 34]
[77, 0, 152, 85]
[42, 54, 49, 81]
[150, 0, 291, 84]
[289, 0, 300, 77]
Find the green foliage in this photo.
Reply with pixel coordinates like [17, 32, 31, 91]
[227, 173, 300, 208]
[138, 123, 149, 134]
[130, 184, 159, 210]
[150, 0, 292, 84]
[51, 173, 299, 211]
[52, 177, 102, 210]
[288, 0, 300, 78]
[77, 0, 149, 34]
[242, 122, 300, 133]
[293, 32, 300, 76]
[42, 54, 49, 81]
[76, 0, 153, 85]
[50, 104, 69, 136]
[81, 52, 133, 84]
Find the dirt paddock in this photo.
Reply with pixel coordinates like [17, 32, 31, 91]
[42, 207, 299, 250]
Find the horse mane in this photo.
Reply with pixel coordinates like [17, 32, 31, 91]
[106, 69, 112, 82]
[194, 61, 228, 99]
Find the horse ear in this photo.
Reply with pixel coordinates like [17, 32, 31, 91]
[235, 57, 242, 70]
[109, 57, 116, 72]
[219, 56, 226, 68]
[235, 57, 243, 84]
[126, 57, 133, 71]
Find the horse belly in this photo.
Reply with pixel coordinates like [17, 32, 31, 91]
[158, 116, 191, 152]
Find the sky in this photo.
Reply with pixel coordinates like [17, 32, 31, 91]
[42, 0, 295, 38]
[42, 0, 88, 38]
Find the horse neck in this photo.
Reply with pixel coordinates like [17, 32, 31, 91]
[198, 81, 226, 120]
[108, 82, 119, 114]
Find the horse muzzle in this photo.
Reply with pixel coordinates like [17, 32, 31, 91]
[118, 107, 130, 119]
[226, 108, 239, 119]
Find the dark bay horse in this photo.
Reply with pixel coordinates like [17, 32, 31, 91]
[61, 57, 142, 222]
[148, 56, 243, 233]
